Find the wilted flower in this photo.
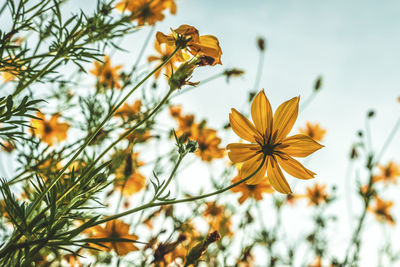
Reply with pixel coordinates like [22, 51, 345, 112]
[30, 112, 70, 146]
[156, 24, 222, 66]
[226, 89, 323, 194]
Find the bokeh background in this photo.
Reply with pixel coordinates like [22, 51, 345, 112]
[2, 0, 400, 265]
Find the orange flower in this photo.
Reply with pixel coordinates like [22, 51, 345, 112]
[305, 183, 329, 206]
[226, 89, 323, 194]
[0, 58, 22, 82]
[30, 112, 69, 146]
[195, 128, 225, 162]
[90, 56, 122, 89]
[115, 100, 142, 120]
[88, 220, 139, 255]
[308, 256, 322, 267]
[231, 172, 274, 204]
[373, 161, 400, 184]
[203, 202, 233, 237]
[148, 40, 186, 79]
[115, 0, 176, 26]
[169, 105, 182, 118]
[369, 197, 395, 225]
[299, 122, 326, 142]
[115, 171, 147, 196]
[156, 24, 222, 66]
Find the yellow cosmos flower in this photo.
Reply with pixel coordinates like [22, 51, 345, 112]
[115, 0, 176, 26]
[304, 183, 329, 206]
[156, 24, 222, 66]
[299, 122, 326, 142]
[88, 220, 139, 255]
[226, 89, 323, 194]
[369, 197, 395, 225]
[30, 112, 70, 146]
[373, 161, 400, 184]
[231, 173, 274, 204]
[115, 100, 142, 120]
[194, 128, 225, 162]
[148, 40, 186, 79]
[90, 56, 122, 89]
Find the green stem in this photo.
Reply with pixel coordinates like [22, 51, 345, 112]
[86, 156, 267, 229]
[26, 46, 180, 219]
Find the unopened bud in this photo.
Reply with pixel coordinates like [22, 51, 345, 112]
[257, 37, 266, 52]
[168, 58, 199, 91]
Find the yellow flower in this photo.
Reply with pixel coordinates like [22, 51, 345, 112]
[304, 183, 329, 206]
[231, 171, 274, 204]
[194, 128, 225, 162]
[299, 122, 326, 142]
[90, 56, 122, 89]
[148, 40, 185, 79]
[115, 100, 142, 120]
[88, 220, 139, 255]
[156, 24, 222, 66]
[30, 112, 70, 146]
[226, 89, 323, 194]
[203, 202, 233, 237]
[115, 0, 176, 26]
[369, 197, 395, 225]
[373, 161, 400, 184]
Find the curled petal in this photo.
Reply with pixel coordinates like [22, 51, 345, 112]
[226, 143, 261, 163]
[277, 154, 315, 180]
[267, 158, 292, 194]
[251, 89, 273, 139]
[277, 134, 324, 158]
[272, 97, 299, 142]
[156, 31, 175, 46]
[229, 108, 262, 143]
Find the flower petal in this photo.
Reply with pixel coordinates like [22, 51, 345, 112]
[229, 108, 262, 143]
[240, 154, 266, 184]
[267, 158, 292, 194]
[272, 96, 299, 142]
[277, 134, 324, 158]
[226, 143, 261, 163]
[246, 157, 268, 185]
[277, 154, 315, 180]
[251, 89, 273, 139]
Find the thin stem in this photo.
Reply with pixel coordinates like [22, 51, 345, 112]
[253, 50, 265, 91]
[89, 156, 267, 228]
[375, 116, 400, 163]
[26, 46, 180, 219]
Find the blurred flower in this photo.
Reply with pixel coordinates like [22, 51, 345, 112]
[148, 40, 186, 79]
[369, 197, 395, 225]
[373, 161, 400, 184]
[236, 246, 255, 267]
[156, 24, 222, 66]
[125, 128, 152, 143]
[30, 112, 70, 146]
[64, 253, 82, 267]
[113, 150, 146, 196]
[231, 172, 274, 204]
[185, 231, 220, 266]
[0, 57, 22, 82]
[115, 0, 176, 26]
[308, 256, 322, 267]
[223, 68, 245, 83]
[305, 183, 329, 206]
[285, 193, 300, 205]
[299, 122, 326, 142]
[203, 202, 233, 237]
[226, 89, 323, 194]
[195, 128, 224, 162]
[88, 220, 139, 255]
[152, 234, 187, 266]
[1, 141, 15, 152]
[90, 56, 122, 89]
[115, 100, 142, 120]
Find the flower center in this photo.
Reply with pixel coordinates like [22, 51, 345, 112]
[262, 143, 275, 156]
